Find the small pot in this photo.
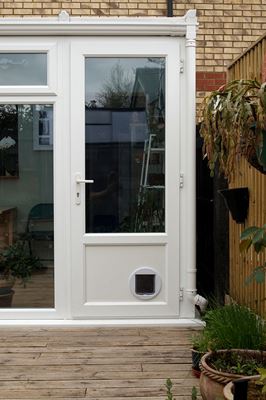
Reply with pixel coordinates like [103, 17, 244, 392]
[224, 376, 266, 400]
[192, 348, 205, 377]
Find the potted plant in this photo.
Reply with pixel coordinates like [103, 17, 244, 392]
[198, 303, 266, 400]
[191, 331, 210, 378]
[200, 79, 266, 181]
[0, 241, 42, 307]
[201, 350, 266, 400]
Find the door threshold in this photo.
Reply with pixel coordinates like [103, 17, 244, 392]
[0, 318, 204, 328]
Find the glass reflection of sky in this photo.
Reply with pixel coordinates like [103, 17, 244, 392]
[0, 53, 47, 85]
[85, 57, 164, 105]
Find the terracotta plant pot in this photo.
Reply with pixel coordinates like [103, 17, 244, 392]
[223, 381, 234, 400]
[199, 350, 266, 400]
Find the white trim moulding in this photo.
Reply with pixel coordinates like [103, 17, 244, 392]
[0, 10, 197, 37]
[0, 318, 204, 327]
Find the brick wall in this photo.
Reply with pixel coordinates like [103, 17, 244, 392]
[0, 0, 265, 106]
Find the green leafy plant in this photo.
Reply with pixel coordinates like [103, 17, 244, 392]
[202, 303, 266, 351]
[165, 379, 198, 400]
[191, 330, 211, 352]
[200, 79, 266, 180]
[191, 386, 197, 400]
[165, 378, 175, 400]
[210, 352, 264, 376]
[240, 224, 266, 283]
[257, 368, 266, 394]
[0, 241, 42, 286]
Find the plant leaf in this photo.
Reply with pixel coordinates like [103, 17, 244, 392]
[239, 238, 252, 252]
[258, 368, 266, 381]
[240, 226, 259, 240]
[252, 228, 265, 244]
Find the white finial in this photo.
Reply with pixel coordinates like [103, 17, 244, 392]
[185, 9, 197, 22]
[58, 10, 70, 22]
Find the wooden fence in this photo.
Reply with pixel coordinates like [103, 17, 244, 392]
[228, 32, 266, 82]
[227, 32, 266, 317]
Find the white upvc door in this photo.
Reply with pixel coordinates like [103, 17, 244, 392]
[70, 37, 181, 319]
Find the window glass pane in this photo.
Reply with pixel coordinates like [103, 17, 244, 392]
[85, 57, 165, 233]
[0, 54, 47, 85]
[0, 104, 54, 308]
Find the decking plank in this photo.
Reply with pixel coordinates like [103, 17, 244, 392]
[0, 327, 201, 399]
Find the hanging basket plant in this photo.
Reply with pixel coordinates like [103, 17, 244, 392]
[200, 79, 266, 181]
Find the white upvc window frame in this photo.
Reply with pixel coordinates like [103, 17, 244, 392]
[0, 39, 68, 321]
[0, 40, 57, 95]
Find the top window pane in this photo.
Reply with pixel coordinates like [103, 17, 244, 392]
[0, 53, 47, 86]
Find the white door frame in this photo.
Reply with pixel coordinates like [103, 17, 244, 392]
[0, 11, 197, 321]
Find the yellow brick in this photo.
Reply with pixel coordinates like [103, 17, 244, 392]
[156, 3, 166, 9]
[225, 10, 242, 16]
[109, 8, 128, 14]
[61, 2, 79, 7]
[0, 9, 13, 14]
[14, 8, 33, 14]
[71, 8, 91, 14]
[128, 9, 147, 15]
[173, 4, 185, 10]
[32, 8, 53, 14]
[205, 10, 223, 16]
[147, 9, 163, 15]
[197, 4, 213, 9]
[4, 3, 23, 8]
[234, 4, 252, 10]
[23, 2, 42, 7]
[137, 3, 150, 8]
[214, 4, 233, 10]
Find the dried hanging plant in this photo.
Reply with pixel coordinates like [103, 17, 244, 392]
[200, 79, 266, 181]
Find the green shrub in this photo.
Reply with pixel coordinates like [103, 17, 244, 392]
[203, 303, 266, 351]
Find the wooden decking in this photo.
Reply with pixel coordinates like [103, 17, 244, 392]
[0, 327, 201, 399]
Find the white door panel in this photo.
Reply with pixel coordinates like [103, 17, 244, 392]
[70, 37, 180, 318]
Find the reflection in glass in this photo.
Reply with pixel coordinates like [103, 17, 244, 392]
[85, 58, 165, 233]
[0, 53, 47, 86]
[0, 105, 54, 308]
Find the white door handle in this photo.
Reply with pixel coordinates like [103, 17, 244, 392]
[76, 178, 94, 184]
[75, 173, 94, 205]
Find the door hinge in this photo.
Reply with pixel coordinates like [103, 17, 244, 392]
[179, 173, 184, 188]
[179, 287, 184, 301]
[179, 59, 184, 73]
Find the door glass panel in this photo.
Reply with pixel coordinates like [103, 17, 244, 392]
[0, 104, 54, 308]
[85, 57, 165, 233]
[0, 54, 47, 86]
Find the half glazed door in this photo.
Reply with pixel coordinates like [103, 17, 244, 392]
[70, 37, 181, 318]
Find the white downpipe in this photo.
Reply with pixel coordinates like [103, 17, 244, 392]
[180, 10, 197, 317]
